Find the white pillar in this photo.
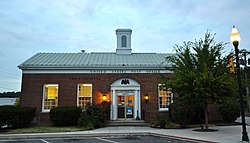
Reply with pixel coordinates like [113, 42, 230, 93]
[134, 90, 138, 119]
[113, 90, 117, 120]
[134, 89, 141, 119]
[110, 90, 113, 120]
[138, 90, 141, 119]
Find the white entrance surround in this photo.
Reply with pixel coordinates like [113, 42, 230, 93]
[110, 78, 141, 120]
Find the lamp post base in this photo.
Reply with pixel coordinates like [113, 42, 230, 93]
[242, 131, 249, 141]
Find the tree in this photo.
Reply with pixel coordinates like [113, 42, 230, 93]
[0, 91, 21, 98]
[165, 31, 237, 130]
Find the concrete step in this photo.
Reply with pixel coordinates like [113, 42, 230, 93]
[107, 120, 149, 126]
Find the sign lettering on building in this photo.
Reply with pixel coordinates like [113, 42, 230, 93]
[22, 69, 172, 74]
[89, 69, 165, 74]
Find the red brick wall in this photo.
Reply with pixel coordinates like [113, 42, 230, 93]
[208, 104, 223, 122]
[21, 73, 172, 124]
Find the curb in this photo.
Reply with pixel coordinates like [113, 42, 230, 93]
[149, 133, 218, 143]
[0, 132, 149, 140]
[0, 132, 216, 143]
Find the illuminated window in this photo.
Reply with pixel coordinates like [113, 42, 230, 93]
[78, 84, 92, 108]
[121, 35, 127, 47]
[158, 84, 173, 111]
[43, 84, 58, 112]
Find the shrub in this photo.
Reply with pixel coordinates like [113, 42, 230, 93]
[99, 102, 111, 121]
[0, 105, 36, 128]
[78, 112, 100, 130]
[14, 97, 20, 107]
[170, 99, 195, 127]
[49, 106, 82, 126]
[219, 98, 240, 123]
[78, 104, 107, 129]
[151, 115, 170, 128]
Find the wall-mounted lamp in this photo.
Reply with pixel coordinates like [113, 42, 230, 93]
[144, 94, 149, 103]
[102, 94, 107, 102]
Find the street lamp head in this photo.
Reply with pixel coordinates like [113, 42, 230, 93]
[230, 26, 241, 47]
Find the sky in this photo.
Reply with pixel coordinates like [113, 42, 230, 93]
[0, 0, 250, 93]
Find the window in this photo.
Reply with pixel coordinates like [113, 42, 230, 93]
[78, 84, 92, 108]
[158, 84, 173, 111]
[121, 35, 127, 47]
[42, 84, 58, 112]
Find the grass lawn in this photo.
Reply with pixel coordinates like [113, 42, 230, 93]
[0, 125, 86, 134]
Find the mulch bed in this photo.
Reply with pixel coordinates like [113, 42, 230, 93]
[193, 129, 218, 132]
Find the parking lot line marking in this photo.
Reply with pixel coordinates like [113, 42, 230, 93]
[96, 137, 119, 143]
[40, 139, 50, 143]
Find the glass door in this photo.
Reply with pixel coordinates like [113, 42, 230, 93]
[117, 96, 125, 118]
[125, 95, 134, 118]
[117, 95, 134, 119]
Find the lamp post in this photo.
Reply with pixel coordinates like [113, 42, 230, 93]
[230, 25, 249, 141]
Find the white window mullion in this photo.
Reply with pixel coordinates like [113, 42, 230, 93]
[77, 84, 92, 108]
[42, 84, 59, 112]
[158, 84, 173, 111]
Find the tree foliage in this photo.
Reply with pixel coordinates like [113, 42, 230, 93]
[0, 91, 21, 98]
[165, 31, 237, 129]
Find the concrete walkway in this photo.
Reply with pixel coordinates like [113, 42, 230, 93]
[1, 125, 250, 143]
[2, 117, 250, 142]
[91, 125, 250, 143]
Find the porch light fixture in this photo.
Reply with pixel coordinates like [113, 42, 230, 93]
[144, 94, 149, 103]
[102, 94, 107, 102]
[230, 25, 249, 141]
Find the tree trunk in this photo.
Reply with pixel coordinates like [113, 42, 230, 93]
[204, 104, 209, 130]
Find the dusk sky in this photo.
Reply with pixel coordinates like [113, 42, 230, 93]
[0, 0, 250, 93]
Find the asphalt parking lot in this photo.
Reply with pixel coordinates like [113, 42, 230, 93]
[0, 135, 201, 143]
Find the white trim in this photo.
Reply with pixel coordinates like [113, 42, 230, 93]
[111, 78, 140, 87]
[159, 108, 169, 111]
[77, 84, 93, 108]
[41, 110, 50, 113]
[42, 84, 59, 112]
[110, 78, 141, 120]
[158, 84, 173, 111]
[22, 69, 172, 74]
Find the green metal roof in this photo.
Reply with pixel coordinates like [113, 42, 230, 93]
[18, 52, 172, 70]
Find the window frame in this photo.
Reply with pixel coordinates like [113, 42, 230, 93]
[42, 84, 59, 113]
[121, 35, 127, 47]
[77, 84, 93, 108]
[158, 84, 173, 111]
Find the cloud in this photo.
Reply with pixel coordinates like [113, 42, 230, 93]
[0, 0, 250, 92]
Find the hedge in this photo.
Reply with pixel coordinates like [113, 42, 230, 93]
[0, 105, 36, 128]
[49, 106, 82, 126]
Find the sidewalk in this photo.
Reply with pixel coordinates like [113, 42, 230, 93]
[91, 125, 250, 143]
[1, 117, 250, 143]
[0, 125, 250, 143]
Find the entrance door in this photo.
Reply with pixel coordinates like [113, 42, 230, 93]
[117, 95, 134, 119]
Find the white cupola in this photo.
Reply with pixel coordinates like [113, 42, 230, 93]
[116, 29, 132, 54]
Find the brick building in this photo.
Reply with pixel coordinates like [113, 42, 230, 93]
[18, 29, 174, 124]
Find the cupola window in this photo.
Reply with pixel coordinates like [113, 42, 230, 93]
[121, 35, 127, 47]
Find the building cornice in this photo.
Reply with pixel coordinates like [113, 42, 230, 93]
[21, 68, 172, 74]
